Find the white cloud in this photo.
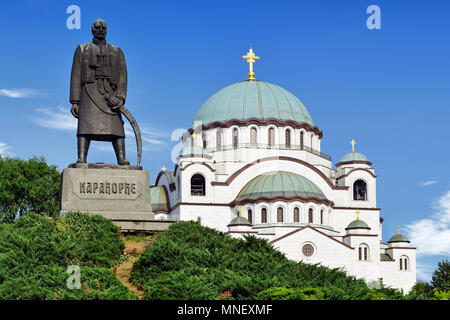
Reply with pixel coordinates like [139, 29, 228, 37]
[405, 190, 450, 257]
[420, 180, 438, 187]
[0, 88, 44, 98]
[32, 107, 77, 131]
[31, 107, 169, 152]
[415, 261, 433, 282]
[0, 141, 13, 157]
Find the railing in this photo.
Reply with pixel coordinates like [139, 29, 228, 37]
[203, 143, 332, 161]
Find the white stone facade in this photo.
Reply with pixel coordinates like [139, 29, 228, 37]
[154, 84, 417, 294]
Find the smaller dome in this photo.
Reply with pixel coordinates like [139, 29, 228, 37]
[179, 145, 209, 157]
[235, 171, 327, 203]
[388, 234, 410, 243]
[345, 219, 370, 230]
[150, 186, 168, 213]
[339, 152, 369, 163]
[228, 216, 252, 226]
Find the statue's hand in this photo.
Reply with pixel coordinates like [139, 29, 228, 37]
[70, 104, 79, 118]
[106, 96, 122, 110]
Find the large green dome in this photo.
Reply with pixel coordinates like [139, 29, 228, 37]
[234, 171, 327, 203]
[191, 80, 314, 127]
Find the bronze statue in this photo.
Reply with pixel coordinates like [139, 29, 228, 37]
[70, 18, 130, 165]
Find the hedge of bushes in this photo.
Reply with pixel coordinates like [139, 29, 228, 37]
[0, 212, 136, 299]
[131, 221, 404, 300]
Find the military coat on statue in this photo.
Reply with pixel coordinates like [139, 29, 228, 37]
[70, 38, 127, 139]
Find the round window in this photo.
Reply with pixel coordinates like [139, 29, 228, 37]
[302, 244, 314, 257]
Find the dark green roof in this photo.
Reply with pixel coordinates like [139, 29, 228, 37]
[345, 219, 370, 230]
[339, 152, 369, 163]
[228, 216, 252, 226]
[388, 234, 410, 243]
[380, 253, 394, 261]
[235, 171, 326, 203]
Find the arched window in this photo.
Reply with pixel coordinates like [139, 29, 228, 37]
[308, 208, 313, 223]
[294, 207, 300, 223]
[277, 207, 283, 222]
[300, 131, 304, 149]
[353, 180, 368, 201]
[261, 208, 267, 223]
[216, 129, 222, 151]
[285, 129, 291, 148]
[247, 209, 253, 224]
[320, 209, 323, 224]
[268, 128, 275, 147]
[232, 128, 239, 149]
[358, 245, 369, 261]
[202, 132, 207, 149]
[400, 256, 409, 270]
[250, 127, 257, 146]
[190, 174, 205, 196]
[310, 133, 314, 149]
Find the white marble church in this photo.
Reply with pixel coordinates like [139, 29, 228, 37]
[151, 49, 416, 293]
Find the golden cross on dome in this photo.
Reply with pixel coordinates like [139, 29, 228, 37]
[161, 165, 167, 172]
[350, 139, 356, 153]
[238, 206, 242, 217]
[397, 225, 400, 235]
[242, 48, 260, 80]
[356, 209, 360, 220]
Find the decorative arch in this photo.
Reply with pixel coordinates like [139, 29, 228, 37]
[211, 156, 348, 192]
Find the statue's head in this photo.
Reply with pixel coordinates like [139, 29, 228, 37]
[91, 19, 107, 41]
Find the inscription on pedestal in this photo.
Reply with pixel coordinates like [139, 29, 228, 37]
[73, 176, 141, 200]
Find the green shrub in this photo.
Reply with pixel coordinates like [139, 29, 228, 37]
[0, 212, 130, 300]
[131, 221, 378, 300]
[256, 287, 324, 300]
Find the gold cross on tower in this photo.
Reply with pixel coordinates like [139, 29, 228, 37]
[356, 209, 360, 221]
[397, 225, 400, 235]
[350, 139, 356, 153]
[242, 48, 260, 80]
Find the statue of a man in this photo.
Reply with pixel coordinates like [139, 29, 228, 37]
[70, 18, 129, 165]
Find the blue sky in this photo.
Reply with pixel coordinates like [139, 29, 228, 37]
[0, 0, 449, 282]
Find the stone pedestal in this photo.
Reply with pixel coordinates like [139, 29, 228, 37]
[60, 164, 174, 231]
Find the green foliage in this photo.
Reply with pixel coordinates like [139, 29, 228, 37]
[0, 156, 60, 222]
[431, 290, 450, 300]
[0, 212, 133, 300]
[431, 260, 450, 292]
[405, 281, 435, 300]
[256, 287, 324, 300]
[132, 221, 398, 300]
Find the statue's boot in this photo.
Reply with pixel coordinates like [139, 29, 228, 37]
[77, 136, 90, 163]
[113, 138, 130, 166]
